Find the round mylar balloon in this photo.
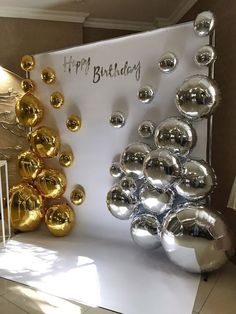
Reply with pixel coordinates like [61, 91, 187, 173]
[120, 142, 151, 179]
[106, 185, 137, 220]
[161, 204, 232, 273]
[45, 203, 75, 237]
[143, 149, 182, 190]
[175, 159, 217, 200]
[28, 126, 60, 158]
[130, 213, 161, 249]
[21, 78, 35, 93]
[10, 183, 44, 231]
[17, 150, 43, 180]
[154, 117, 197, 157]
[35, 168, 66, 198]
[15, 93, 44, 127]
[194, 11, 215, 37]
[195, 45, 217, 67]
[21, 55, 35, 71]
[158, 52, 178, 73]
[175, 75, 220, 121]
[119, 176, 137, 193]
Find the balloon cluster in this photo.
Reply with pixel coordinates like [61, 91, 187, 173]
[107, 12, 232, 273]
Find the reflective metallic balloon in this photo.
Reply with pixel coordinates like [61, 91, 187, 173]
[143, 149, 182, 190]
[59, 151, 74, 167]
[28, 126, 60, 158]
[45, 203, 75, 237]
[154, 117, 197, 157]
[15, 93, 44, 127]
[138, 86, 154, 104]
[18, 150, 43, 180]
[130, 213, 161, 249]
[161, 204, 232, 273]
[158, 52, 178, 73]
[50, 91, 64, 109]
[66, 115, 81, 132]
[21, 79, 35, 93]
[120, 176, 137, 193]
[110, 162, 124, 178]
[138, 120, 155, 139]
[70, 185, 86, 206]
[106, 185, 137, 220]
[139, 183, 174, 215]
[194, 11, 215, 37]
[10, 183, 44, 232]
[35, 168, 67, 199]
[175, 75, 220, 120]
[120, 142, 151, 179]
[109, 111, 125, 128]
[21, 55, 35, 71]
[195, 45, 217, 67]
[175, 159, 217, 200]
[41, 67, 56, 84]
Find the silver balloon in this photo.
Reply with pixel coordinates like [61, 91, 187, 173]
[138, 86, 154, 104]
[120, 176, 137, 193]
[139, 183, 174, 215]
[161, 203, 232, 273]
[138, 120, 155, 139]
[120, 142, 151, 179]
[175, 159, 217, 200]
[158, 52, 177, 73]
[154, 117, 197, 157]
[175, 75, 220, 121]
[110, 162, 123, 178]
[109, 111, 125, 128]
[131, 213, 161, 249]
[194, 11, 215, 37]
[143, 149, 182, 190]
[106, 185, 137, 220]
[195, 45, 217, 67]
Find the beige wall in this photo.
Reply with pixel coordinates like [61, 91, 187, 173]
[83, 27, 136, 44]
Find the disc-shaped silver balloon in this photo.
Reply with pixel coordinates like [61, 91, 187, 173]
[195, 45, 217, 67]
[106, 185, 137, 220]
[158, 52, 178, 73]
[154, 117, 197, 157]
[175, 75, 220, 121]
[139, 183, 174, 215]
[130, 213, 161, 249]
[175, 159, 217, 200]
[110, 162, 123, 178]
[138, 86, 154, 104]
[109, 111, 125, 128]
[121, 142, 151, 179]
[138, 120, 155, 139]
[143, 148, 182, 191]
[120, 176, 137, 193]
[161, 203, 232, 273]
[194, 11, 215, 37]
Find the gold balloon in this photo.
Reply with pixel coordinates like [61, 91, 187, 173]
[45, 203, 75, 237]
[21, 55, 35, 71]
[35, 168, 66, 198]
[28, 126, 60, 158]
[17, 150, 43, 180]
[10, 183, 44, 232]
[59, 151, 74, 167]
[66, 115, 81, 132]
[41, 67, 56, 84]
[15, 93, 44, 127]
[50, 91, 64, 109]
[21, 78, 35, 93]
[70, 185, 85, 206]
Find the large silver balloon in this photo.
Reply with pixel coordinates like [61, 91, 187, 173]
[120, 176, 137, 193]
[110, 162, 123, 178]
[194, 11, 215, 37]
[139, 183, 174, 215]
[109, 111, 125, 128]
[138, 86, 154, 104]
[138, 120, 155, 139]
[195, 45, 217, 67]
[106, 185, 137, 220]
[175, 159, 217, 200]
[161, 204, 232, 273]
[131, 213, 161, 249]
[158, 52, 177, 73]
[175, 75, 220, 121]
[154, 117, 197, 157]
[121, 142, 151, 179]
[143, 149, 182, 190]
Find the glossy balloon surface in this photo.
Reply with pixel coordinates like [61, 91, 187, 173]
[18, 150, 43, 180]
[158, 52, 177, 73]
[194, 11, 215, 37]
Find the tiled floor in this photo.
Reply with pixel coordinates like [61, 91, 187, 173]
[0, 261, 235, 314]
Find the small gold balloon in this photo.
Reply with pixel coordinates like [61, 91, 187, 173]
[21, 55, 35, 71]
[35, 168, 66, 199]
[18, 150, 43, 180]
[15, 93, 44, 127]
[66, 115, 81, 132]
[41, 67, 56, 84]
[10, 183, 44, 232]
[70, 185, 85, 206]
[28, 126, 60, 158]
[50, 91, 64, 109]
[45, 203, 75, 237]
[21, 78, 35, 93]
[59, 151, 74, 167]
